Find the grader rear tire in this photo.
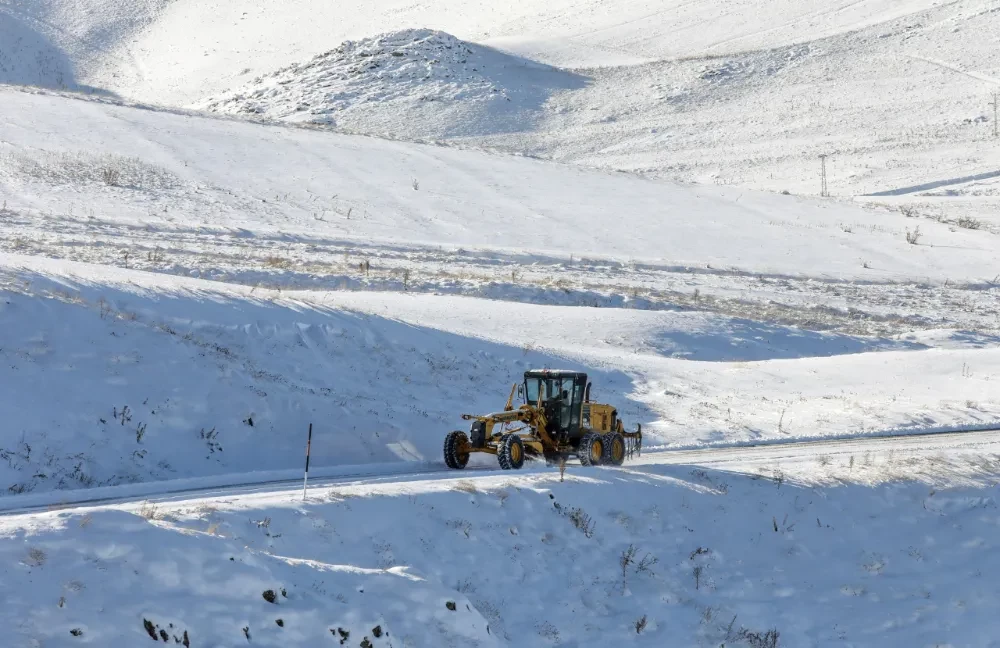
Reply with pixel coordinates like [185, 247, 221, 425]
[578, 432, 604, 467]
[498, 434, 525, 470]
[444, 431, 470, 470]
[603, 432, 626, 466]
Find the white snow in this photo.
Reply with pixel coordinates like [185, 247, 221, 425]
[197, 29, 585, 139]
[4, 0, 999, 204]
[1, 250, 998, 498]
[0, 88, 996, 497]
[1, 0, 1000, 643]
[5, 436, 1000, 646]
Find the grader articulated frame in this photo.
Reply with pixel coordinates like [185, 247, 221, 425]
[443, 370, 642, 471]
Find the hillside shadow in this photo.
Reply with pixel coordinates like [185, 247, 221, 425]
[0, 269, 656, 489]
[435, 40, 590, 137]
[645, 315, 924, 361]
[0, 11, 76, 89]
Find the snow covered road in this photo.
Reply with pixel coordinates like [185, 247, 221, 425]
[3, 428, 998, 520]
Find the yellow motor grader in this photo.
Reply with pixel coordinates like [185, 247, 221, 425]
[443, 369, 642, 470]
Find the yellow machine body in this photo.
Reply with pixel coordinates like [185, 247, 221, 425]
[443, 370, 642, 471]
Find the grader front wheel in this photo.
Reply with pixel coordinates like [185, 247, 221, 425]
[578, 432, 604, 467]
[498, 434, 525, 470]
[444, 431, 471, 470]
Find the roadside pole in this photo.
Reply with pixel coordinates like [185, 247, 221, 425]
[303, 423, 313, 500]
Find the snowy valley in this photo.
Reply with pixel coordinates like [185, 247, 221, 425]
[0, 0, 999, 646]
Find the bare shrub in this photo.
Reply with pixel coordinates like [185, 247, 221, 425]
[453, 480, 479, 495]
[738, 627, 780, 648]
[634, 615, 648, 634]
[264, 256, 292, 269]
[568, 508, 595, 538]
[905, 226, 921, 245]
[620, 544, 638, 589]
[1, 150, 180, 191]
[957, 216, 983, 230]
[138, 501, 160, 520]
[26, 547, 46, 566]
[101, 166, 121, 186]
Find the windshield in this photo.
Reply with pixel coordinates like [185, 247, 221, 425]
[525, 377, 542, 404]
[524, 377, 574, 405]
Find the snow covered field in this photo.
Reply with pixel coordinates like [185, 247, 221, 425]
[1, 0, 1000, 644]
[0, 86, 997, 496]
[6, 436, 1000, 647]
[2, 249, 998, 498]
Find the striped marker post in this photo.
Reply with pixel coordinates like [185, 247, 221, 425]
[303, 423, 313, 500]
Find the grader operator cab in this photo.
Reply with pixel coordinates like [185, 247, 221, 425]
[443, 369, 642, 470]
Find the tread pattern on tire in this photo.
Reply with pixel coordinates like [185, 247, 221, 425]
[578, 432, 604, 467]
[602, 432, 626, 466]
[444, 431, 470, 469]
[497, 434, 525, 470]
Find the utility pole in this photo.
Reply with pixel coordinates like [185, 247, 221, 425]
[819, 154, 829, 198]
[993, 92, 998, 139]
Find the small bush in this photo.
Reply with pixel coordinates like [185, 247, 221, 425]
[634, 615, 648, 634]
[568, 508, 595, 538]
[262, 589, 277, 604]
[26, 547, 46, 566]
[1, 150, 180, 191]
[264, 256, 292, 269]
[957, 216, 983, 230]
[138, 501, 159, 520]
[738, 627, 780, 648]
[905, 226, 921, 245]
[101, 166, 121, 186]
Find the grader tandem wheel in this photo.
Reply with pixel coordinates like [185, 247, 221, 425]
[443, 370, 642, 471]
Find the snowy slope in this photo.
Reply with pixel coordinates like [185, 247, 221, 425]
[0, 88, 996, 497]
[84, 0, 950, 103]
[2, 251, 998, 498]
[188, 1, 1000, 203]
[197, 29, 585, 138]
[2, 88, 998, 284]
[5, 443, 1000, 647]
[3, 0, 997, 202]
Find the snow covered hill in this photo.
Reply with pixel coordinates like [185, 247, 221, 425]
[2, 2, 1000, 644]
[3, 89, 998, 285]
[3, 0, 999, 202]
[198, 29, 585, 138]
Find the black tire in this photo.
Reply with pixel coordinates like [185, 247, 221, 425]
[578, 432, 604, 467]
[603, 432, 626, 466]
[497, 434, 525, 470]
[444, 431, 470, 469]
